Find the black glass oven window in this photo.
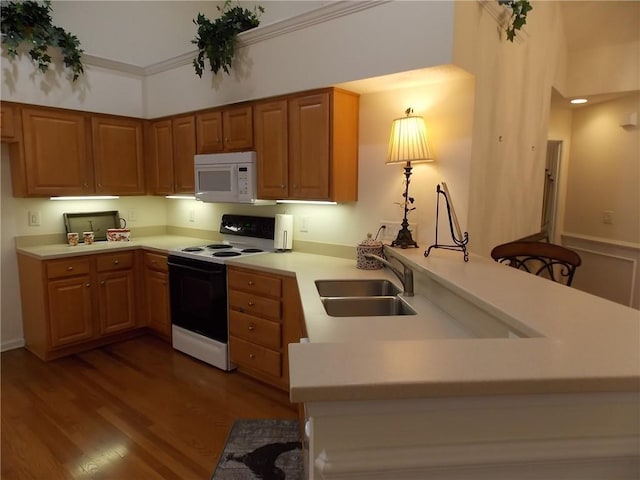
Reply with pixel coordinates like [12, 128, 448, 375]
[168, 258, 228, 342]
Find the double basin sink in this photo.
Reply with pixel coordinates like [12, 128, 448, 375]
[315, 279, 417, 317]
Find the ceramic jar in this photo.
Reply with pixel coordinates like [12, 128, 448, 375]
[356, 234, 384, 270]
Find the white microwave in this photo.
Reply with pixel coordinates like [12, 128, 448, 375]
[195, 152, 262, 204]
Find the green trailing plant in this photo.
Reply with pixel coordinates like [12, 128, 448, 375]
[498, 0, 532, 42]
[192, 0, 264, 77]
[1, 0, 84, 81]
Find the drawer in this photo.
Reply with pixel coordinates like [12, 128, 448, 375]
[229, 310, 281, 349]
[228, 290, 281, 321]
[143, 251, 168, 272]
[228, 269, 282, 298]
[229, 336, 281, 378]
[96, 251, 134, 272]
[46, 257, 90, 279]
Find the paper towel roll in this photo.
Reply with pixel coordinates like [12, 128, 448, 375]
[274, 214, 293, 251]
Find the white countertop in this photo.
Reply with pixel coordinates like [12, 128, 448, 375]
[16, 236, 640, 403]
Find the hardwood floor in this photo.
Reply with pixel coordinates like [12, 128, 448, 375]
[1, 335, 298, 479]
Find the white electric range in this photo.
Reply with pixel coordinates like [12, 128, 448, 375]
[167, 214, 276, 370]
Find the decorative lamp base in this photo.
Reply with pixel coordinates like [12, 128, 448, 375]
[391, 226, 418, 249]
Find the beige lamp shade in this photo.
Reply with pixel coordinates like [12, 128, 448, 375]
[386, 111, 434, 164]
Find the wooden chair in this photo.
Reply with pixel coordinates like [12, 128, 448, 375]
[490, 241, 582, 286]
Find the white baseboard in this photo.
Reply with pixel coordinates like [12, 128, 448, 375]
[1, 337, 25, 352]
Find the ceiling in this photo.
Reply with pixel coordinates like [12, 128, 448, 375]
[559, 0, 640, 51]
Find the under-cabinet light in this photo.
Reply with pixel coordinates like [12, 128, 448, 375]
[276, 200, 337, 205]
[50, 196, 120, 201]
[165, 195, 196, 200]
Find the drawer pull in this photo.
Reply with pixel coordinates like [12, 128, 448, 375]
[67, 266, 73, 271]
[249, 353, 255, 359]
[248, 301, 255, 307]
[85, 283, 91, 288]
[248, 280, 254, 286]
[248, 323, 255, 331]
[113, 259, 119, 265]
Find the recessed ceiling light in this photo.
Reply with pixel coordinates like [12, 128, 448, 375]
[570, 98, 588, 104]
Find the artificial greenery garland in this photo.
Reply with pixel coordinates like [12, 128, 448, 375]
[1, 0, 84, 81]
[192, 0, 264, 77]
[498, 0, 533, 42]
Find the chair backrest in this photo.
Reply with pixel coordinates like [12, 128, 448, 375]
[490, 241, 582, 286]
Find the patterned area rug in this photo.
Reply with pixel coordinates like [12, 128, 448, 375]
[212, 419, 303, 480]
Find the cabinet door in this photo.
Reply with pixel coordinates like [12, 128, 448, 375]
[172, 115, 196, 193]
[145, 269, 171, 339]
[98, 270, 136, 335]
[289, 93, 330, 200]
[47, 275, 94, 348]
[92, 116, 145, 195]
[255, 100, 288, 199]
[147, 119, 174, 195]
[222, 105, 253, 151]
[196, 110, 223, 154]
[1, 102, 18, 142]
[21, 107, 93, 196]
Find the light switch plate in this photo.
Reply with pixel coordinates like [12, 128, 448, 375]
[28, 211, 41, 226]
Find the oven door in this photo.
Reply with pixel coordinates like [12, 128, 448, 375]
[168, 256, 228, 343]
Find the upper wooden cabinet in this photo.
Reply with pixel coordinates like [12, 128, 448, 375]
[196, 105, 253, 153]
[146, 115, 196, 195]
[255, 88, 359, 202]
[9, 104, 145, 197]
[20, 106, 93, 197]
[1, 102, 20, 142]
[92, 115, 145, 195]
[255, 100, 289, 198]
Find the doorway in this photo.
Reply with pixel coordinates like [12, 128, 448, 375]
[542, 140, 562, 243]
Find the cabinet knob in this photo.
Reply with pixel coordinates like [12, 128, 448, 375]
[225, 137, 229, 143]
[85, 283, 91, 287]
[281, 185, 285, 189]
[113, 259, 119, 265]
[247, 301, 255, 307]
[100, 280, 105, 285]
[249, 353, 255, 359]
[98, 183, 102, 188]
[67, 266, 73, 271]
[247, 280, 254, 286]
[248, 323, 255, 331]
[83, 183, 89, 188]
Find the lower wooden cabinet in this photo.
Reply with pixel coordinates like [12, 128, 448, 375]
[142, 251, 171, 340]
[18, 251, 140, 360]
[227, 266, 305, 391]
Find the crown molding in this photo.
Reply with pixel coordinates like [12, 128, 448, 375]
[83, 0, 391, 77]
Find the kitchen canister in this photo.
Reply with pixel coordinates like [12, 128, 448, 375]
[356, 233, 384, 270]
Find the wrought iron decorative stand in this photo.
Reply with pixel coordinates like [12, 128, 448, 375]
[425, 184, 469, 262]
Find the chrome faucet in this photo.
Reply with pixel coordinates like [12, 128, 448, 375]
[364, 254, 414, 296]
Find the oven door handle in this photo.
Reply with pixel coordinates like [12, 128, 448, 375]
[168, 262, 225, 275]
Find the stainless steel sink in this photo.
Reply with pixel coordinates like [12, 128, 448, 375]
[315, 279, 401, 297]
[320, 296, 417, 317]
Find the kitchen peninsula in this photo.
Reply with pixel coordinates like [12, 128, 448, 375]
[230, 246, 640, 480]
[15, 235, 640, 479]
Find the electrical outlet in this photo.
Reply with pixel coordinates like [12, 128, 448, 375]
[28, 211, 41, 226]
[189, 209, 195, 222]
[602, 210, 614, 224]
[128, 209, 138, 223]
[300, 216, 310, 232]
[378, 221, 418, 242]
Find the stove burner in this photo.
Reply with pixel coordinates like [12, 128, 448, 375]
[212, 251, 242, 258]
[241, 248, 263, 253]
[206, 244, 232, 250]
[183, 247, 204, 252]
